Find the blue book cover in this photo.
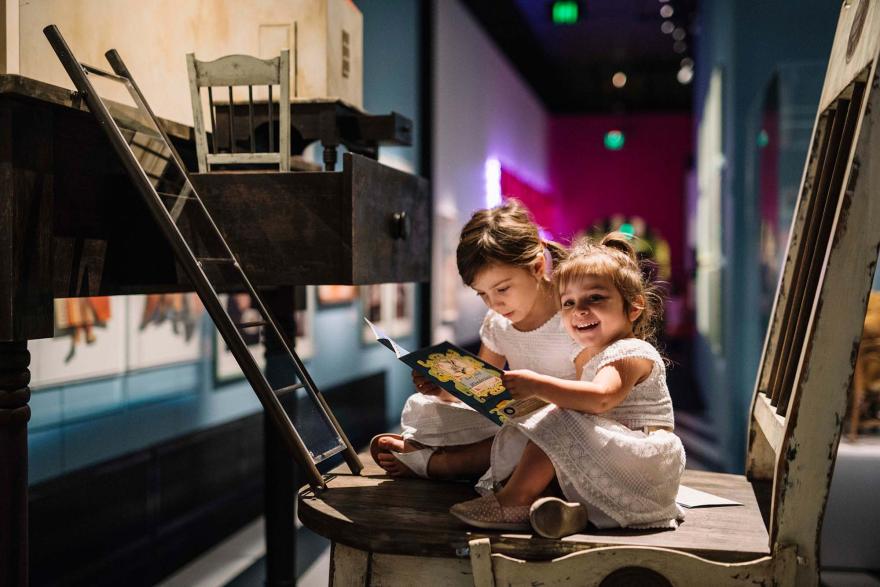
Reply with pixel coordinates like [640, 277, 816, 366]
[365, 318, 544, 425]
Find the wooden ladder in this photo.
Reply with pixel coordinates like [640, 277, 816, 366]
[43, 24, 362, 490]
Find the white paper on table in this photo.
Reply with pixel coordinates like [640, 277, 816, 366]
[676, 485, 742, 508]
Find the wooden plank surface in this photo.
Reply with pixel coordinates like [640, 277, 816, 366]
[298, 457, 770, 564]
[0, 74, 192, 140]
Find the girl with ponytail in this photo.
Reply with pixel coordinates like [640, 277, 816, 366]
[371, 199, 581, 482]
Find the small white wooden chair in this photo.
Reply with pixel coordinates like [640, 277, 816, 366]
[466, 2, 880, 585]
[186, 51, 290, 172]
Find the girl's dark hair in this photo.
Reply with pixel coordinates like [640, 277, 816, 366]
[553, 232, 664, 344]
[456, 199, 567, 286]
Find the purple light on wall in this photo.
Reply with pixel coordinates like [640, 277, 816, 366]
[485, 158, 502, 208]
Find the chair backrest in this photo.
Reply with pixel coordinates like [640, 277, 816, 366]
[186, 51, 290, 172]
[746, 0, 880, 578]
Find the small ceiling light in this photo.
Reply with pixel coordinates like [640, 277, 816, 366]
[661, 20, 675, 34]
[612, 71, 627, 88]
[677, 66, 694, 85]
[660, 5, 674, 18]
[680, 57, 694, 68]
[551, 0, 580, 25]
[604, 130, 626, 151]
[673, 41, 687, 53]
[672, 27, 686, 41]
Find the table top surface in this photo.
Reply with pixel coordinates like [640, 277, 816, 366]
[298, 454, 771, 563]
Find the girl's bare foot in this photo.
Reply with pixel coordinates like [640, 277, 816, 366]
[375, 435, 430, 477]
[369, 435, 493, 480]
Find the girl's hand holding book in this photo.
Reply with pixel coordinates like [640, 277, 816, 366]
[502, 369, 546, 400]
[411, 369, 458, 403]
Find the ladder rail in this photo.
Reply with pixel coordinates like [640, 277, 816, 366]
[105, 45, 363, 477]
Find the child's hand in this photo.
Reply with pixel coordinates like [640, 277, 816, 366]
[412, 370, 441, 395]
[411, 370, 459, 403]
[502, 369, 545, 400]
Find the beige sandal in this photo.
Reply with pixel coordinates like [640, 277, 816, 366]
[529, 496, 589, 538]
[449, 494, 530, 531]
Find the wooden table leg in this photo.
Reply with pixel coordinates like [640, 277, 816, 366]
[263, 287, 298, 587]
[330, 542, 369, 587]
[0, 341, 30, 587]
[323, 143, 339, 171]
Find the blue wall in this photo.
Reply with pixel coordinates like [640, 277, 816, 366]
[692, 0, 838, 471]
[28, 0, 424, 485]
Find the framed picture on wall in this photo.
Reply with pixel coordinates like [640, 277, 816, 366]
[436, 203, 461, 325]
[295, 286, 316, 360]
[29, 297, 128, 389]
[213, 293, 266, 385]
[389, 283, 416, 338]
[127, 293, 204, 371]
[317, 285, 359, 307]
[360, 284, 388, 344]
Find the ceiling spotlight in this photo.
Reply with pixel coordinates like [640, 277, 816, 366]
[612, 71, 627, 88]
[661, 20, 675, 34]
[677, 66, 694, 85]
[672, 27, 686, 41]
[680, 57, 694, 68]
[660, 5, 674, 18]
[673, 40, 687, 53]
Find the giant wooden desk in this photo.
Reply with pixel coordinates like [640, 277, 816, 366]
[298, 459, 770, 585]
[0, 74, 429, 586]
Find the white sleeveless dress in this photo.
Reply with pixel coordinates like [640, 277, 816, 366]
[399, 310, 579, 446]
[476, 338, 687, 529]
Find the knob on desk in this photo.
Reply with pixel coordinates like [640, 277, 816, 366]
[391, 211, 411, 240]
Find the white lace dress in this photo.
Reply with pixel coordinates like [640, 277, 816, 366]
[476, 338, 687, 529]
[400, 310, 580, 446]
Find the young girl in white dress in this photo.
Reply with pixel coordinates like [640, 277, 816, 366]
[371, 200, 581, 480]
[450, 233, 686, 537]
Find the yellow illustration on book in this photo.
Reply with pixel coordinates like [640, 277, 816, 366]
[489, 399, 515, 423]
[417, 349, 505, 403]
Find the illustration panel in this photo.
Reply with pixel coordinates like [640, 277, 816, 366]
[389, 283, 416, 338]
[317, 285, 359, 307]
[127, 294, 204, 370]
[214, 293, 266, 385]
[295, 286, 316, 360]
[29, 296, 128, 388]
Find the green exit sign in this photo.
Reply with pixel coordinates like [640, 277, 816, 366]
[552, 1, 580, 25]
[604, 130, 625, 151]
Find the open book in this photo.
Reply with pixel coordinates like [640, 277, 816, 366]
[365, 318, 546, 425]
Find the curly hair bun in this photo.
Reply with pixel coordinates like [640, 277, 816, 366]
[600, 232, 638, 262]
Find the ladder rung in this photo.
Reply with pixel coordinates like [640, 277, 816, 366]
[274, 383, 304, 396]
[157, 191, 197, 202]
[311, 443, 346, 464]
[197, 257, 236, 265]
[237, 320, 267, 329]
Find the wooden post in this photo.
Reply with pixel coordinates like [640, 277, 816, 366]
[263, 286, 299, 587]
[0, 341, 30, 587]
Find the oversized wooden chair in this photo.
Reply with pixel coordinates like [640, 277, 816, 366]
[464, 2, 880, 585]
[297, 3, 880, 585]
[186, 50, 291, 172]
